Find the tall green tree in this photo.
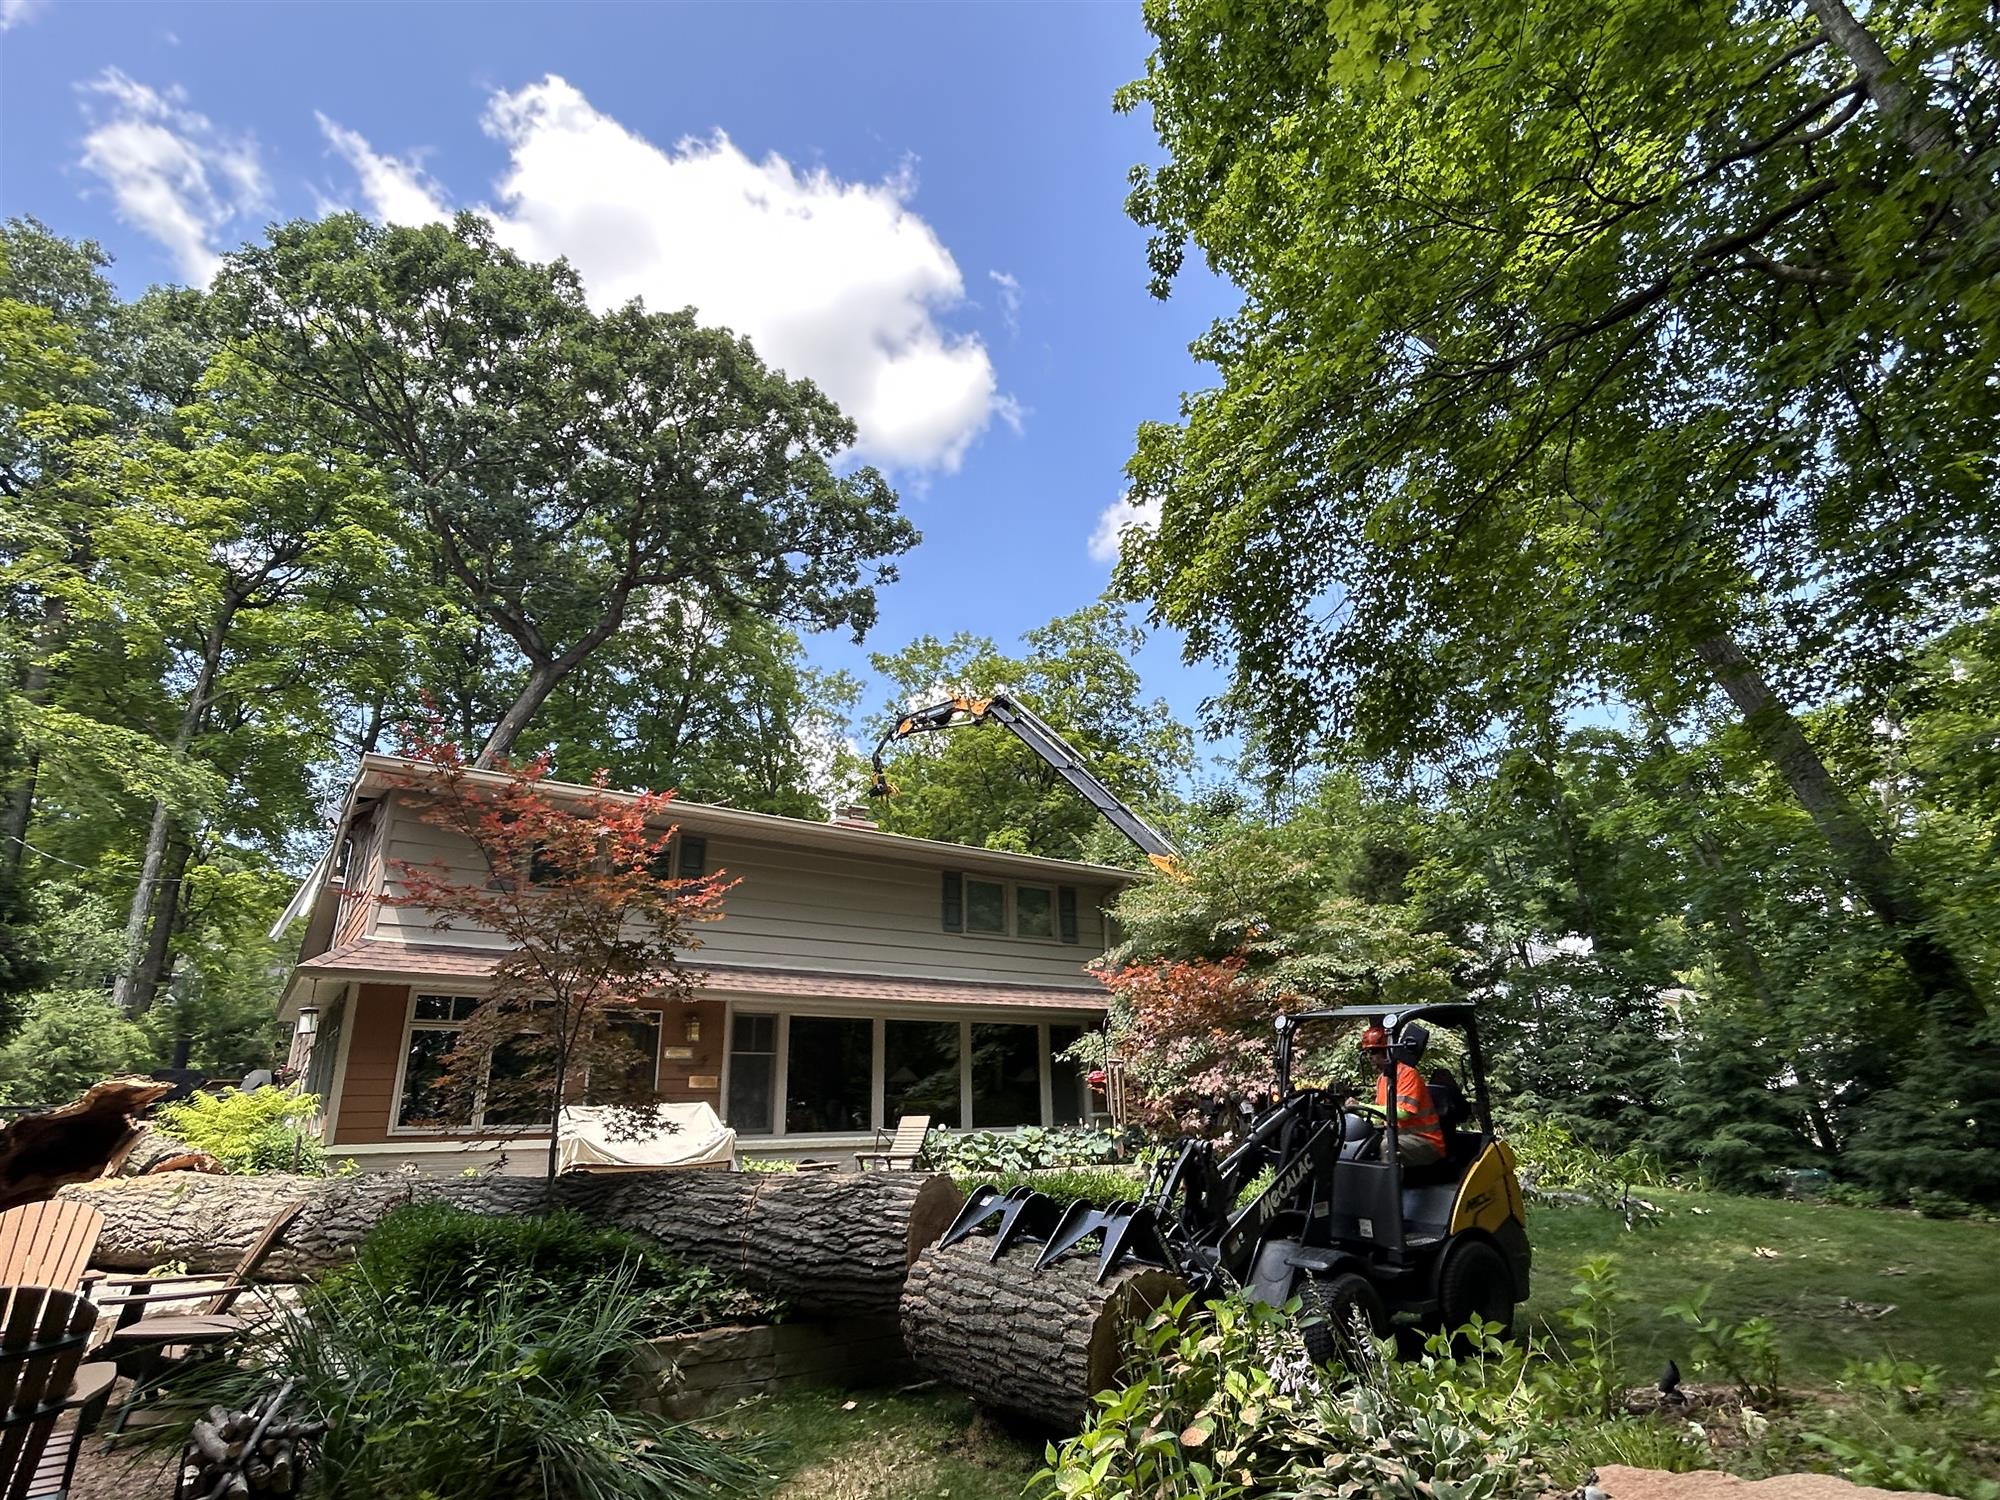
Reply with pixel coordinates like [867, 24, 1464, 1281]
[532, 594, 860, 819]
[867, 601, 1193, 861]
[1114, 0, 1998, 1032]
[213, 214, 918, 766]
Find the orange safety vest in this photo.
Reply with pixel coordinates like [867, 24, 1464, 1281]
[1376, 1062, 1445, 1154]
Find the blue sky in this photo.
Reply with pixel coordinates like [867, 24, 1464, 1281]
[0, 1, 1242, 771]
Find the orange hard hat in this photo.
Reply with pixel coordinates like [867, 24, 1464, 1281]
[1361, 1024, 1389, 1051]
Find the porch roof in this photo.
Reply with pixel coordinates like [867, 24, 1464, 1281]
[293, 938, 1109, 1013]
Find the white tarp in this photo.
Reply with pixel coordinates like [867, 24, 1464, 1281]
[556, 1102, 736, 1173]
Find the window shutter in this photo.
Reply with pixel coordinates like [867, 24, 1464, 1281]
[1058, 885, 1079, 944]
[942, 870, 963, 932]
[678, 835, 707, 879]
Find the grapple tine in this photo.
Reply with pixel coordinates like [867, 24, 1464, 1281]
[1033, 1197, 1138, 1271]
[987, 1188, 1063, 1261]
[1097, 1203, 1172, 1282]
[937, 1182, 1012, 1250]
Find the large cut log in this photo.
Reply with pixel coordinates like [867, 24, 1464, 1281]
[0, 1078, 173, 1211]
[61, 1169, 964, 1319]
[901, 1238, 1187, 1428]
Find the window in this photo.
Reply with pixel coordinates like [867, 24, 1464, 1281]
[395, 994, 554, 1131]
[726, 1013, 777, 1132]
[885, 1020, 960, 1123]
[965, 878, 1007, 935]
[785, 1016, 871, 1133]
[943, 875, 1080, 942]
[398, 993, 479, 1127]
[1049, 1024, 1086, 1126]
[594, 1011, 661, 1098]
[970, 1024, 1041, 1127]
[1015, 885, 1055, 939]
[649, 833, 709, 882]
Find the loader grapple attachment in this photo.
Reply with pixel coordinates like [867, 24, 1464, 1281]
[937, 1182, 1179, 1281]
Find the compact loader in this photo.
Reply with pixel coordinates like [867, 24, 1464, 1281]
[939, 1005, 1531, 1358]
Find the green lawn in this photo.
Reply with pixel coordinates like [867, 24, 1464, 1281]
[721, 1190, 1996, 1500]
[1523, 1187, 2000, 1385]
[724, 1386, 1048, 1500]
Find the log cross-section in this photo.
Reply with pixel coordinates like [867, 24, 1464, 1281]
[901, 1238, 1187, 1428]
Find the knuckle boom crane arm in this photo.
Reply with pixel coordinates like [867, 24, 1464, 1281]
[867, 693, 1182, 874]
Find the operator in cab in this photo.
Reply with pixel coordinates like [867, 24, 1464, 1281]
[1345, 1023, 1446, 1166]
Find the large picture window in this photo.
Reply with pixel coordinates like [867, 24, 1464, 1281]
[785, 1016, 872, 1133]
[884, 1020, 960, 1123]
[722, 1013, 1094, 1138]
[970, 1023, 1042, 1128]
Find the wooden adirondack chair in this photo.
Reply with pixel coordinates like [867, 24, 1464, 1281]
[97, 1198, 308, 1436]
[0, 1204, 103, 1295]
[0, 1284, 116, 1500]
[854, 1115, 932, 1172]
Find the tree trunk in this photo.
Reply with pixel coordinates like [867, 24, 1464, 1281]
[0, 590, 70, 888]
[61, 1169, 965, 1318]
[1692, 632, 1987, 1029]
[128, 833, 192, 1014]
[116, 602, 234, 1011]
[473, 587, 634, 767]
[1803, 0, 1992, 226]
[113, 799, 176, 1013]
[901, 1238, 1186, 1428]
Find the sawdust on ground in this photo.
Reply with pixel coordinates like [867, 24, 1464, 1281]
[1594, 1464, 1950, 1500]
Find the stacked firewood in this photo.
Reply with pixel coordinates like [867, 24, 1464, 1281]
[180, 1383, 325, 1499]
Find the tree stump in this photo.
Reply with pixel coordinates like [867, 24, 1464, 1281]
[61, 1169, 964, 1318]
[900, 1237, 1187, 1428]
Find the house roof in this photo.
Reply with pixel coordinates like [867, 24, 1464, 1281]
[293, 938, 1108, 1013]
[351, 753, 1141, 882]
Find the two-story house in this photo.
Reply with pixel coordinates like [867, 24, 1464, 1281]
[275, 754, 1131, 1170]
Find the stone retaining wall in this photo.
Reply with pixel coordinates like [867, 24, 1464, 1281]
[629, 1316, 914, 1418]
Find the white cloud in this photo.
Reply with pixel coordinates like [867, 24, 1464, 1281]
[1, 0, 48, 31]
[315, 113, 449, 226]
[74, 69, 266, 285]
[988, 269, 1021, 333]
[321, 76, 1013, 473]
[1088, 492, 1161, 565]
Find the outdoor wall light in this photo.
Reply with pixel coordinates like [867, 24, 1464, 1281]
[684, 1013, 702, 1044]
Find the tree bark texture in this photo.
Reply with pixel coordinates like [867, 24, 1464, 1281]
[900, 1238, 1187, 1428]
[1692, 632, 1987, 1027]
[60, 1169, 965, 1319]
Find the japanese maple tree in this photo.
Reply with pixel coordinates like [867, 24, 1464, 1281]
[379, 734, 729, 1186]
[1096, 955, 1278, 1134]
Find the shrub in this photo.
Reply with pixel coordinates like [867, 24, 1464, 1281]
[156, 1087, 325, 1175]
[925, 1124, 1117, 1175]
[323, 1203, 780, 1335]
[175, 1268, 777, 1500]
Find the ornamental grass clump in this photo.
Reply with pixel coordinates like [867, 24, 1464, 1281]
[321, 1202, 781, 1336]
[183, 1267, 776, 1500]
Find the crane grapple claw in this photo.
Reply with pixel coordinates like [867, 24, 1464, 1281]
[1033, 1197, 1140, 1271]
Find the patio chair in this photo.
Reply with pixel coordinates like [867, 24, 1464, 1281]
[853, 1115, 932, 1172]
[96, 1198, 307, 1437]
[0, 1204, 103, 1294]
[0, 1283, 117, 1500]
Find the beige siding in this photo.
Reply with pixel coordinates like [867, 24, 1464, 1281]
[372, 796, 1114, 988]
[331, 806, 386, 947]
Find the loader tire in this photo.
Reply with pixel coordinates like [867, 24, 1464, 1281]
[1301, 1272, 1386, 1367]
[1437, 1237, 1515, 1340]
